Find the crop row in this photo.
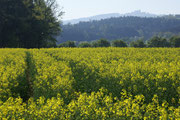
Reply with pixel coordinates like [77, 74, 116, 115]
[0, 49, 28, 102]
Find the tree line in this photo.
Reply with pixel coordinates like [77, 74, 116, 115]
[0, 0, 62, 48]
[58, 36, 180, 48]
[57, 16, 180, 44]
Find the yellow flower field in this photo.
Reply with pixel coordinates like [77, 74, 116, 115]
[0, 48, 179, 119]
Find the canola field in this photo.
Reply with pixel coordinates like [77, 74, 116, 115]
[0, 48, 179, 119]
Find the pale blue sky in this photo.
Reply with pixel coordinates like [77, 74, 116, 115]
[57, 0, 180, 20]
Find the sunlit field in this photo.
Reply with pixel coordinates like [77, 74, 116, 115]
[0, 48, 179, 119]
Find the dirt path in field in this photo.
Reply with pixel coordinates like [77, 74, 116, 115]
[24, 51, 34, 102]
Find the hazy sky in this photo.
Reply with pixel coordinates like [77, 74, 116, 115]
[57, 0, 180, 20]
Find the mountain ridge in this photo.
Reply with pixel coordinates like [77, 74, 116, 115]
[57, 16, 180, 44]
[63, 10, 159, 24]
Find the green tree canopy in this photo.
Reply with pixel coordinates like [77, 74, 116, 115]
[78, 42, 92, 48]
[130, 40, 146, 48]
[148, 36, 170, 47]
[112, 40, 128, 47]
[92, 39, 110, 47]
[170, 36, 180, 47]
[58, 41, 76, 48]
[0, 0, 63, 48]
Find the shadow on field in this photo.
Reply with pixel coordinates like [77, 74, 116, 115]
[69, 60, 123, 98]
[6, 51, 36, 102]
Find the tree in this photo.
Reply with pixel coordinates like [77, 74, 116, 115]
[92, 39, 110, 47]
[170, 36, 180, 47]
[31, 0, 63, 48]
[58, 41, 76, 47]
[78, 42, 91, 48]
[147, 36, 170, 47]
[130, 40, 146, 48]
[112, 40, 127, 47]
[0, 0, 63, 48]
[160, 38, 171, 47]
[0, 0, 28, 48]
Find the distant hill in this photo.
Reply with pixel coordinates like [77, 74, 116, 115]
[63, 10, 159, 24]
[124, 10, 158, 17]
[57, 16, 180, 44]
